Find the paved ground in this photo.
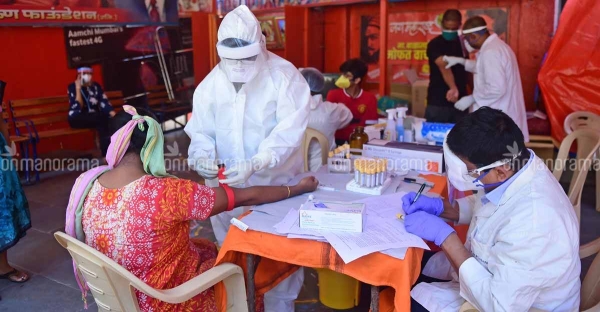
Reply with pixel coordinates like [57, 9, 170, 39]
[0, 131, 598, 311]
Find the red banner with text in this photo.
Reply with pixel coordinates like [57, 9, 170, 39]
[361, 8, 508, 85]
[0, 0, 179, 26]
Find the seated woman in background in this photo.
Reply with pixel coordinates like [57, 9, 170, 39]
[65, 106, 318, 312]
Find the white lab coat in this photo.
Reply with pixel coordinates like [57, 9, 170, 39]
[411, 153, 580, 312]
[465, 34, 529, 142]
[307, 94, 353, 172]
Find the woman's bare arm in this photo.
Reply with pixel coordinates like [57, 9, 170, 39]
[210, 176, 318, 216]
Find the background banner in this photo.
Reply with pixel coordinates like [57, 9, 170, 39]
[361, 8, 508, 85]
[0, 0, 178, 26]
[64, 17, 191, 68]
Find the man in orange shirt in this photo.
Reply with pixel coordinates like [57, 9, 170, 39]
[327, 58, 379, 145]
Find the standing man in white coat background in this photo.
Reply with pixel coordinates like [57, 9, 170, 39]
[185, 5, 311, 311]
[300, 67, 353, 172]
[400, 107, 580, 312]
[443, 16, 529, 142]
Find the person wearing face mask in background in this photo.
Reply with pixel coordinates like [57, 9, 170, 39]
[396, 107, 580, 312]
[326, 59, 378, 146]
[185, 6, 310, 311]
[443, 16, 529, 142]
[300, 67, 353, 172]
[67, 67, 116, 156]
[425, 9, 468, 123]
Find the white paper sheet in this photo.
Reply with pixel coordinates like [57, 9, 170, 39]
[287, 234, 327, 242]
[381, 247, 408, 259]
[322, 216, 430, 263]
[355, 192, 408, 219]
[239, 211, 286, 236]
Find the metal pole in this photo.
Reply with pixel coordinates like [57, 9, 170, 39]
[246, 254, 255, 312]
[154, 26, 175, 101]
[371, 285, 379, 312]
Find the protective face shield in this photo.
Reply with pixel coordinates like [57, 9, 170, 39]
[335, 75, 351, 89]
[77, 66, 93, 84]
[462, 25, 487, 51]
[221, 55, 259, 83]
[464, 39, 476, 53]
[81, 74, 92, 84]
[443, 139, 520, 191]
[442, 30, 459, 41]
[216, 5, 264, 83]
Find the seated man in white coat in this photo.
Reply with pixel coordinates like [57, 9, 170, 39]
[443, 16, 529, 142]
[300, 68, 353, 171]
[185, 5, 311, 311]
[401, 107, 580, 311]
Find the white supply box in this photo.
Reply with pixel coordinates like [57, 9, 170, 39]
[299, 201, 365, 233]
[363, 139, 444, 173]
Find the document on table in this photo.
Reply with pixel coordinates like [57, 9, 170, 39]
[322, 215, 430, 263]
[239, 211, 286, 236]
[356, 192, 408, 219]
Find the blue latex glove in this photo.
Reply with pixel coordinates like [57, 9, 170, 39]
[404, 211, 455, 247]
[401, 192, 444, 216]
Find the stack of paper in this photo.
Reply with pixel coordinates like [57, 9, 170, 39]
[270, 193, 430, 263]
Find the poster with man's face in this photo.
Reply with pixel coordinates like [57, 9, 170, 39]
[360, 15, 381, 83]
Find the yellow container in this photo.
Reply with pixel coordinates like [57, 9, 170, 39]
[315, 268, 360, 309]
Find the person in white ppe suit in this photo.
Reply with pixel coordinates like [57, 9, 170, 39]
[300, 67, 353, 172]
[184, 5, 311, 311]
[443, 16, 529, 142]
[399, 107, 580, 312]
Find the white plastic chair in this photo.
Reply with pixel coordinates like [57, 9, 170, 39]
[564, 111, 600, 213]
[302, 127, 329, 172]
[564, 112, 600, 135]
[553, 129, 600, 222]
[54, 231, 248, 312]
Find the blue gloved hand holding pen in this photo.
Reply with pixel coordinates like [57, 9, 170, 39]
[401, 192, 444, 216]
[404, 211, 455, 247]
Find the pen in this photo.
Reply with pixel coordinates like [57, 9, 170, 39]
[412, 183, 426, 205]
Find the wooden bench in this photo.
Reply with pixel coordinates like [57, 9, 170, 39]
[6, 91, 125, 182]
[145, 85, 192, 132]
[8, 91, 126, 140]
[105, 90, 125, 112]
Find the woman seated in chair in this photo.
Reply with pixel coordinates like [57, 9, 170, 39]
[65, 106, 318, 312]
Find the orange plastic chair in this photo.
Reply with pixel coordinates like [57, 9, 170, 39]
[54, 231, 248, 312]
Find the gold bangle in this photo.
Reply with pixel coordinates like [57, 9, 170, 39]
[286, 186, 291, 198]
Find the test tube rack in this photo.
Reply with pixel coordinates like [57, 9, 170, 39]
[326, 144, 362, 173]
[345, 158, 392, 195]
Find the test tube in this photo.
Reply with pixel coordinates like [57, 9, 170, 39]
[359, 162, 364, 186]
[375, 160, 381, 186]
[379, 159, 385, 185]
[370, 168, 375, 188]
[354, 159, 359, 182]
[363, 161, 368, 187]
